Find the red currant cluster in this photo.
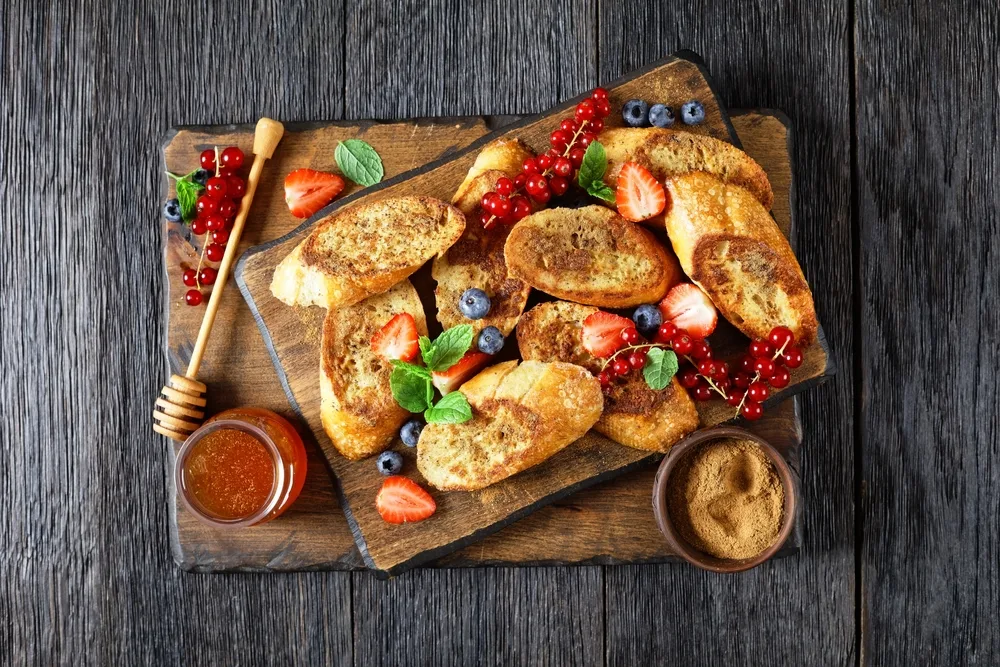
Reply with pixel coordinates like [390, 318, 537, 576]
[182, 146, 246, 306]
[478, 88, 613, 229]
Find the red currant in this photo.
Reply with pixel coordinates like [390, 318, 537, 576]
[205, 243, 225, 262]
[514, 173, 528, 188]
[190, 218, 207, 235]
[553, 157, 572, 177]
[549, 175, 569, 197]
[478, 210, 493, 228]
[185, 289, 203, 307]
[588, 118, 604, 133]
[715, 376, 732, 391]
[594, 98, 612, 117]
[568, 146, 586, 167]
[711, 362, 730, 382]
[198, 266, 218, 286]
[591, 87, 609, 102]
[740, 400, 763, 421]
[560, 118, 580, 133]
[511, 196, 532, 220]
[598, 370, 612, 387]
[693, 382, 714, 401]
[769, 366, 791, 388]
[768, 326, 795, 350]
[612, 358, 631, 377]
[216, 199, 237, 220]
[578, 133, 595, 148]
[537, 153, 554, 170]
[226, 175, 246, 199]
[575, 99, 596, 121]
[549, 130, 571, 151]
[620, 327, 640, 345]
[671, 333, 693, 355]
[494, 196, 512, 219]
[199, 149, 217, 172]
[522, 157, 540, 174]
[690, 338, 712, 360]
[655, 321, 678, 343]
[732, 371, 752, 389]
[739, 355, 755, 373]
[205, 176, 228, 200]
[747, 381, 769, 402]
[678, 367, 700, 389]
[726, 388, 744, 406]
[220, 146, 245, 170]
[203, 214, 225, 232]
[525, 174, 546, 195]
[195, 195, 218, 215]
[211, 227, 230, 244]
[697, 359, 715, 377]
[782, 346, 804, 368]
[182, 268, 198, 287]
[754, 357, 776, 380]
[750, 340, 774, 358]
[628, 349, 647, 369]
[528, 184, 551, 205]
[495, 177, 514, 196]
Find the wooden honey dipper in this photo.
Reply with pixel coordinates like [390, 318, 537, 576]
[153, 117, 284, 441]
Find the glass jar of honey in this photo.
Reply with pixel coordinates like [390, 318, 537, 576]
[175, 407, 307, 527]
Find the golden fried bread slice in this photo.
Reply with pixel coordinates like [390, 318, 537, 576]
[503, 205, 682, 308]
[599, 127, 774, 211]
[664, 172, 817, 345]
[433, 138, 535, 335]
[271, 196, 465, 309]
[517, 301, 699, 453]
[319, 280, 428, 460]
[417, 360, 603, 491]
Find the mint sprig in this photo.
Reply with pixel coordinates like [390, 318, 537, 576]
[577, 141, 615, 203]
[425, 391, 473, 424]
[335, 139, 384, 187]
[387, 325, 476, 425]
[642, 348, 679, 390]
[422, 325, 473, 372]
[166, 169, 204, 222]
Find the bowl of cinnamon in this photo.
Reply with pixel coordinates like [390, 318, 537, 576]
[652, 425, 797, 573]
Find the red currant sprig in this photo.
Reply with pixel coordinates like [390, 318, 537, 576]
[478, 88, 612, 230]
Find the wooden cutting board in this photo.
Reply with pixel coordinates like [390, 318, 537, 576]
[163, 106, 809, 573]
[227, 53, 832, 575]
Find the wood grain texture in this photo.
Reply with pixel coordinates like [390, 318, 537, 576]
[856, 0, 1000, 663]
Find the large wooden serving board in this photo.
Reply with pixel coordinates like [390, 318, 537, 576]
[163, 103, 811, 572]
[228, 53, 832, 575]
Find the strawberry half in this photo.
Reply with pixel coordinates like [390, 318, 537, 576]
[582, 311, 634, 358]
[658, 283, 718, 338]
[431, 351, 491, 394]
[615, 162, 666, 222]
[370, 313, 420, 362]
[375, 476, 436, 524]
[284, 169, 346, 219]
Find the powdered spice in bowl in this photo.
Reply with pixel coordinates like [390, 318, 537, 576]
[652, 426, 797, 572]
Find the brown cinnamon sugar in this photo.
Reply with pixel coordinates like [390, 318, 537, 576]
[667, 438, 784, 560]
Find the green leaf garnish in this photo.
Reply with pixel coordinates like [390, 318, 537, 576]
[176, 178, 203, 222]
[390, 359, 432, 379]
[390, 364, 432, 413]
[423, 324, 474, 372]
[643, 348, 679, 390]
[586, 181, 616, 204]
[418, 335, 433, 363]
[424, 391, 473, 424]
[577, 141, 609, 198]
[335, 139, 384, 187]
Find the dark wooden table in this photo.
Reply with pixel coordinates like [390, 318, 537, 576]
[3, 1, 997, 664]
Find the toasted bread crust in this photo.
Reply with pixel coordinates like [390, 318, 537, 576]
[664, 172, 818, 345]
[517, 301, 699, 452]
[417, 360, 603, 490]
[271, 196, 465, 309]
[320, 280, 429, 460]
[504, 206, 682, 308]
[599, 127, 774, 211]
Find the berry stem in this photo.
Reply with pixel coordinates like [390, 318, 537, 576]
[734, 371, 762, 415]
[599, 342, 661, 371]
[682, 354, 729, 399]
[214, 146, 221, 178]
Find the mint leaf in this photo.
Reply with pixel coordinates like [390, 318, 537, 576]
[176, 178, 203, 222]
[425, 391, 473, 424]
[335, 139, 384, 187]
[576, 141, 608, 191]
[390, 365, 432, 413]
[390, 359, 431, 380]
[587, 181, 616, 204]
[643, 348, 679, 390]
[424, 325, 474, 371]
[418, 336, 433, 365]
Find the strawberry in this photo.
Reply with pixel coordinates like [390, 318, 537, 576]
[284, 169, 346, 218]
[658, 283, 718, 338]
[370, 313, 420, 362]
[375, 476, 436, 524]
[581, 311, 634, 358]
[615, 162, 666, 222]
[431, 351, 491, 394]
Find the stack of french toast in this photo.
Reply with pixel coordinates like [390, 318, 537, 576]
[269, 123, 817, 493]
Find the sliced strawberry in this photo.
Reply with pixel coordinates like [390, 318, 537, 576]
[431, 351, 491, 394]
[375, 476, 436, 524]
[581, 311, 634, 358]
[658, 283, 718, 338]
[284, 169, 346, 219]
[615, 162, 666, 222]
[370, 313, 420, 362]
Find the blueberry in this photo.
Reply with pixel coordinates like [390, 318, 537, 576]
[163, 198, 182, 222]
[622, 99, 650, 127]
[400, 418, 424, 447]
[477, 326, 504, 355]
[680, 100, 705, 125]
[192, 169, 211, 186]
[632, 304, 663, 336]
[648, 104, 675, 128]
[459, 288, 491, 320]
[376, 450, 403, 476]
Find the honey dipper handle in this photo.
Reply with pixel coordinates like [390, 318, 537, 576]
[185, 117, 284, 379]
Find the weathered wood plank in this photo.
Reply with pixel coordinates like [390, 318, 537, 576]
[857, 0, 1000, 663]
[598, 2, 857, 665]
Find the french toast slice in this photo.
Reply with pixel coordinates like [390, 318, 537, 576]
[664, 172, 818, 345]
[433, 138, 534, 336]
[599, 127, 774, 211]
[271, 196, 465, 309]
[319, 280, 429, 460]
[417, 360, 603, 491]
[503, 205, 683, 308]
[517, 301, 699, 453]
